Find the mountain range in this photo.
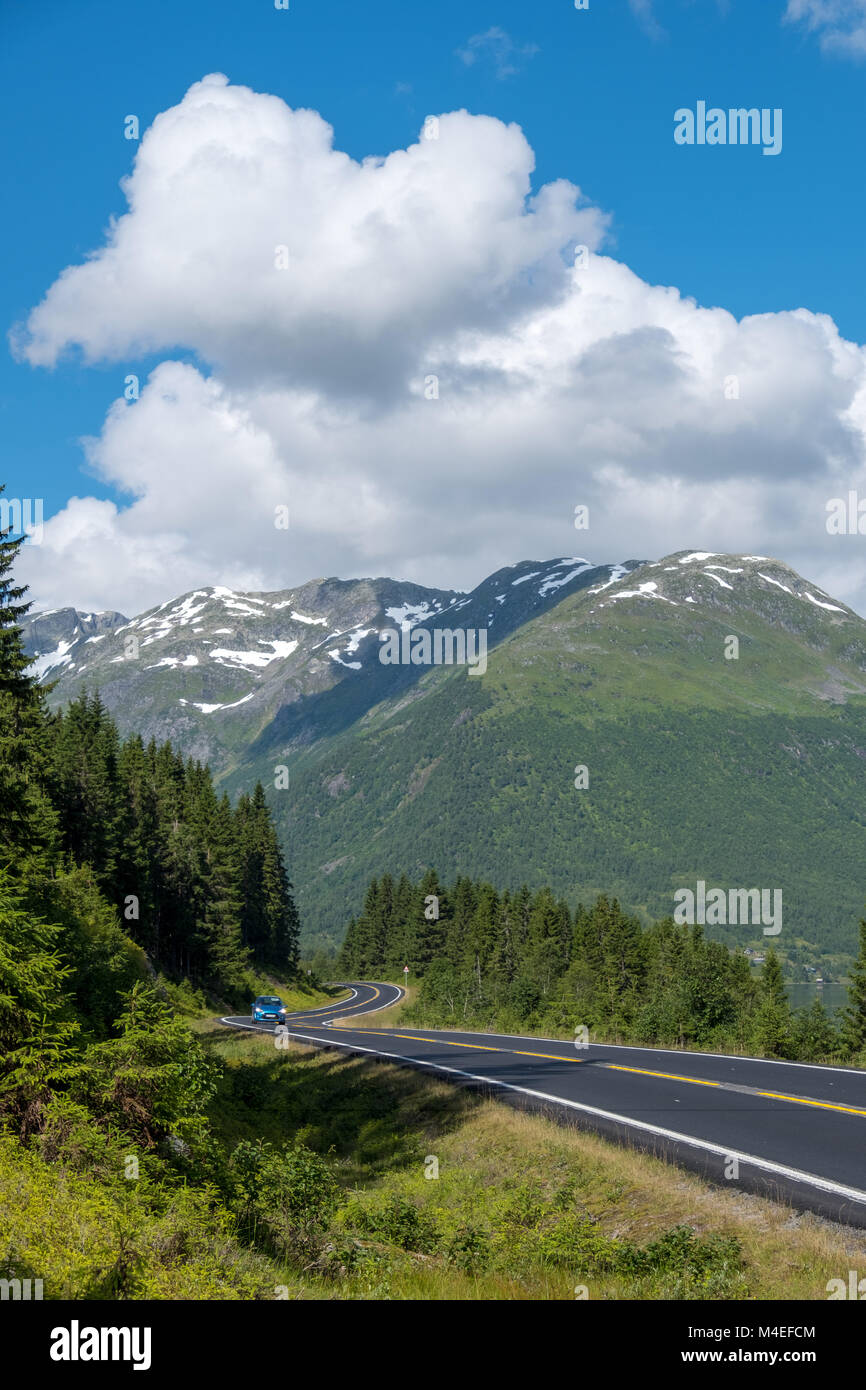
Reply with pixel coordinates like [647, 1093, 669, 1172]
[23, 551, 866, 965]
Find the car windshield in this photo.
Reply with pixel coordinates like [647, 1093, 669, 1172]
[258, 998, 282, 1006]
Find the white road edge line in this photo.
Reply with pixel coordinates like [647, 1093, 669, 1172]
[216, 1020, 866, 1209]
[410, 1030, 866, 1078]
[284, 988, 359, 1019]
[328, 985, 866, 1078]
[346, 983, 404, 1016]
[227, 983, 403, 1033]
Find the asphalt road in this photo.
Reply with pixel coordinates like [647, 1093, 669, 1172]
[221, 981, 866, 1227]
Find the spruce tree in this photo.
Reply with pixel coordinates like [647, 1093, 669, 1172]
[753, 948, 791, 1058]
[791, 997, 838, 1063]
[0, 870, 80, 1126]
[415, 867, 445, 969]
[841, 914, 866, 1058]
[49, 692, 123, 883]
[194, 791, 248, 991]
[0, 494, 58, 870]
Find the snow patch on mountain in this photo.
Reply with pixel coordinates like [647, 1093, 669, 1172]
[804, 592, 845, 613]
[291, 610, 328, 625]
[538, 560, 593, 596]
[31, 640, 75, 677]
[758, 573, 792, 595]
[209, 640, 299, 670]
[145, 655, 200, 670]
[328, 650, 362, 670]
[599, 580, 677, 607]
[180, 691, 256, 715]
[587, 564, 630, 595]
[385, 603, 440, 630]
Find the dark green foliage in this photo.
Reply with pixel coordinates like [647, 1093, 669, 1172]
[0, 495, 58, 871]
[236, 784, 300, 969]
[229, 1136, 340, 1261]
[26, 865, 148, 1039]
[789, 997, 839, 1062]
[841, 916, 866, 1057]
[446, 1223, 489, 1274]
[0, 871, 80, 1120]
[70, 984, 220, 1148]
[0, 512, 316, 1294]
[229, 1138, 339, 1227]
[752, 948, 792, 1058]
[44, 693, 301, 992]
[340, 867, 866, 1062]
[269, 671, 866, 967]
[347, 1193, 441, 1253]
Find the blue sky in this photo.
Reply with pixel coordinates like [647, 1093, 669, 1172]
[5, 0, 866, 613]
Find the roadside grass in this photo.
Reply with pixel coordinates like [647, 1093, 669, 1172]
[0, 980, 352, 1302]
[201, 1026, 866, 1300]
[0, 1135, 312, 1300]
[161, 970, 344, 1020]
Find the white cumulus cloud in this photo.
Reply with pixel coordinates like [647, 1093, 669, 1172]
[13, 74, 866, 617]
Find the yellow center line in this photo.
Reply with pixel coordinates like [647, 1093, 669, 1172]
[294, 1022, 866, 1119]
[304, 1026, 586, 1063]
[755, 1089, 866, 1118]
[288, 986, 381, 1024]
[606, 1064, 722, 1088]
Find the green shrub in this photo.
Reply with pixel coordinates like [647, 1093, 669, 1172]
[230, 1138, 340, 1228]
[70, 983, 220, 1148]
[446, 1223, 489, 1274]
[347, 1195, 442, 1254]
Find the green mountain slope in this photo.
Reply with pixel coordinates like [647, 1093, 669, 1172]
[226, 551, 866, 958]
[25, 549, 866, 964]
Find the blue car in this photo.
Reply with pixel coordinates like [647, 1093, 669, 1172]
[251, 995, 287, 1024]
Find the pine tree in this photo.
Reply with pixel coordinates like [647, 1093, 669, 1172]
[791, 997, 838, 1063]
[258, 789, 301, 969]
[524, 889, 571, 997]
[193, 790, 248, 991]
[841, 914, 866, 1058]
[235, 790, 266, 951]
[49, 692, 123, 883]
[0, 869, 80, 1127]
[0, 494, 58, 870]
[463, 883, 500, 999]
[355, 877, 388, 971]
[753, 948, 791, 1058]
[444, 877, 476, 962]
[115, 733, 159, 952]
[337, 917, 361, 975]
[384, 874, 416, 975]
[413, 868, 446, 970]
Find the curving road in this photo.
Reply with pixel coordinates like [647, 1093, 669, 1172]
[221, 981, 866, 1228]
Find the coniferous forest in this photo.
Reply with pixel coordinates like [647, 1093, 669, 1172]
[0, 499, 346, 1298]
[5, 485, 866, 1301]
[337, 871, 866, 1065]
[2, 516, 301, 1020]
